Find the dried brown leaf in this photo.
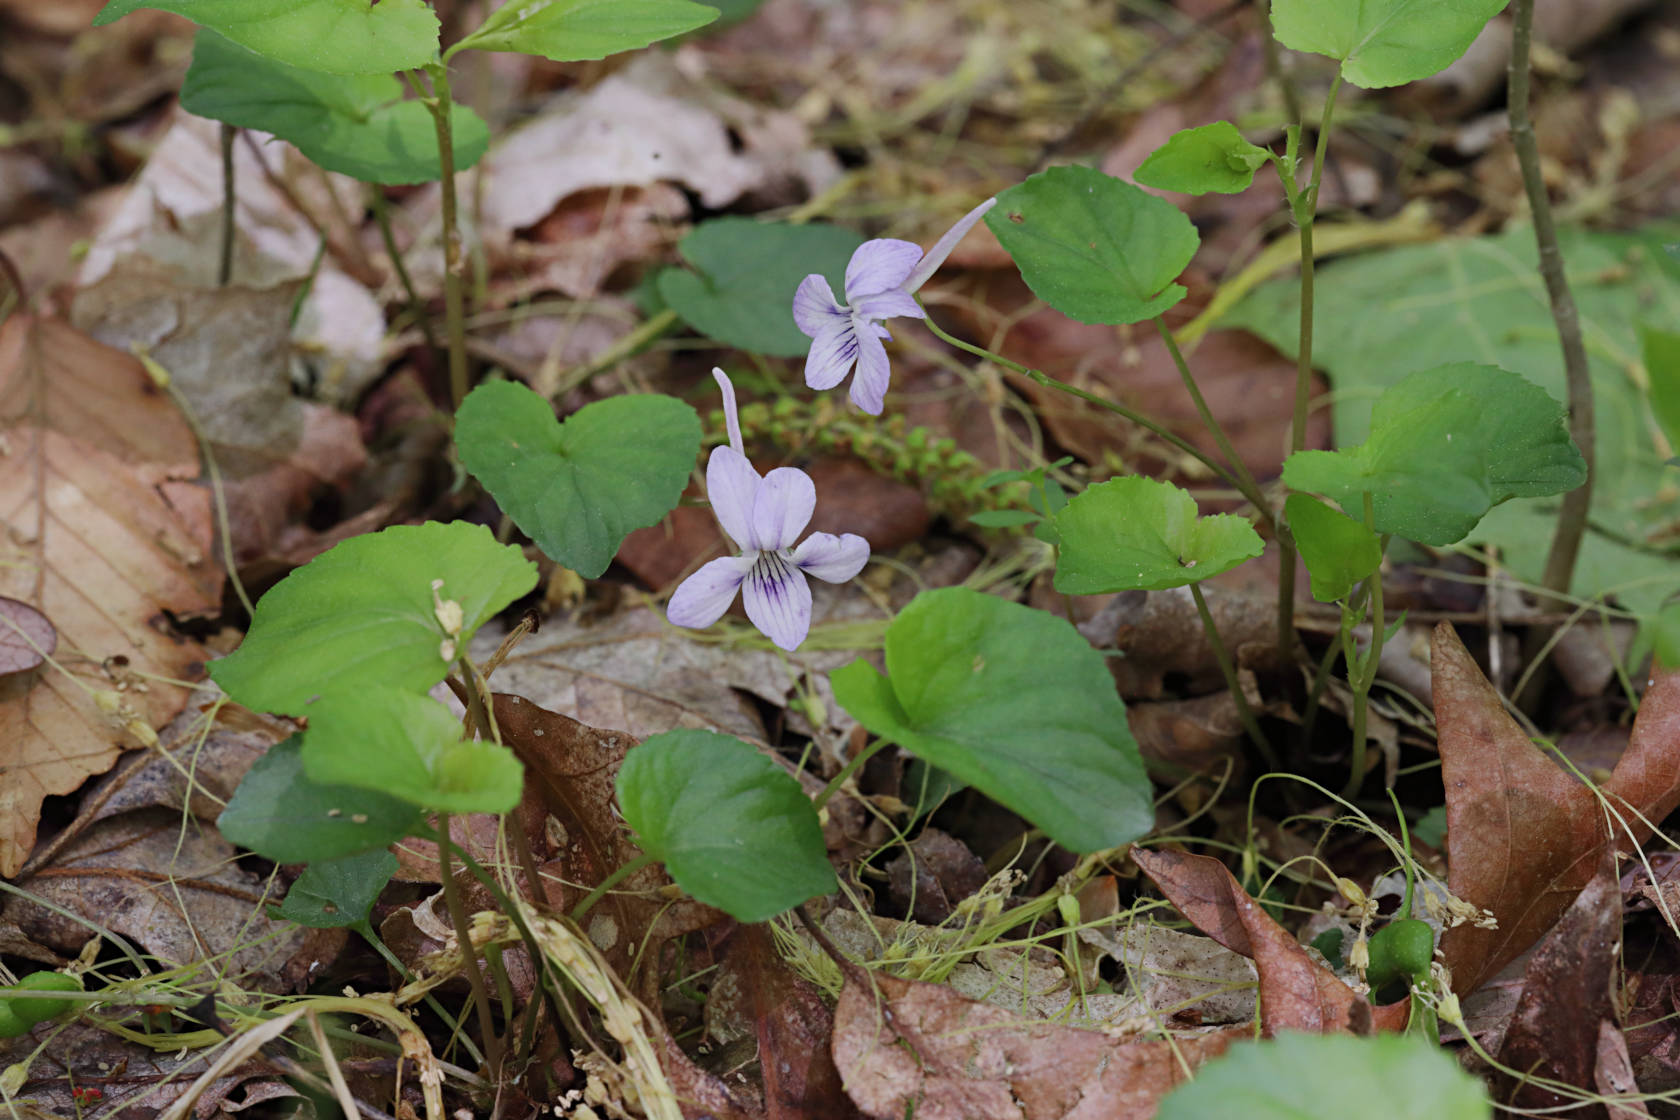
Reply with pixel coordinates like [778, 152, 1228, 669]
[1603, 665, 1680, 852]
[728, 924, 860, 1120]
[832, 967, 1243, 1120]
[1497, 848, 1622, 1113]
[1132, 848, 1408, 1034]
[0, 314, 219, 876]
[1435, 623, 1607, 995]
[1597, 1019, 1654, 1119]
[0, 595, 56, 674]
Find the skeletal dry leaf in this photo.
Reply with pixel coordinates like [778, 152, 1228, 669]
[0, 595, 56, 674]
[0, 314, 219, 876]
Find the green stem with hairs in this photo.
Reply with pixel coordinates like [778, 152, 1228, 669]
[814, 737, 889, 814]
[568, 851, 657, 923]
[371, 186, 438, 350]
[435, 811, 503, 1074]
[1189, 581, 1276, 770]
[1152, 316, 1271, 523]
[421, 63, 469, 410]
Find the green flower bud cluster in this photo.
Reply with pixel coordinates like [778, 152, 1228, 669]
[706, 396, 1031, 522]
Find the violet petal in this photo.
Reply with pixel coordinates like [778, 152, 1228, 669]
[706, 445, 760, 551]
[792, 532, 870, 583]
[712, 366, 745, 455]
[848, 327, 892, 415]
[792, 274, 848, 340]
[804, 318, 859, 391]
[902, 198, 997, 294]
[851, 289, 925, 323]
[741, 551, 813, 651]
[844, 239, 922, 301]
[749, 467, 817, 552]
[667, 555, 751, 630]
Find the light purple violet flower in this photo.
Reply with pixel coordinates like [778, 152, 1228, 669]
[666, 368, 871, 651]
[793, 197, 998, 415]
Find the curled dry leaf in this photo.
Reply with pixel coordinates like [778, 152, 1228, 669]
[1131, 848, 1408, 1034]
[0, 595, 56, 674]
[0, 315, 219, 877]
[1434, 623, 1680, 995]
[1597, 1019, 1654, 1119]
[832, 966, 1245, 1120]
[1497, 847, 1623, 1114]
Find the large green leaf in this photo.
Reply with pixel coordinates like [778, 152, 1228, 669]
[180, 30, 487, 184]
[94, 0, 439, 75]
[1285, 493, 1383, 603]
[454, 382, 700, 579]
[273, 850, 397, 930]
[302, 689, 525, 814]
[453, 0, 719, 62]
[1282, 364, 1584, 547]
[1642, 322, 1680, 450]
[1269, 0, 1510, 89]
[659, 220, 864, 357]
[210, 522, 537, 716]
[218, 738, 423, 863]
[1224, 224, 1680, 614]
[830, 588, 1152, 854]
[1135, 122, 1271, 195]
[1052, 476, 1264, 594]
[1157, 1034, 1490, 1119]
[616, 730, 835, 922]
[986, 165, 1199, 325]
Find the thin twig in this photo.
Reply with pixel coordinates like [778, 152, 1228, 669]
[1509, 0, 1594, 598]
[370, 187, 439, 349]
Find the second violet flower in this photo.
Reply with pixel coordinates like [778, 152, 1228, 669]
[793, 198, 996, 416]
[666, 368, 870, 651]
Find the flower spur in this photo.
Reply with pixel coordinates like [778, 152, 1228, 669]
[665, 368, 871, 651]
[793, 197, 997, 415]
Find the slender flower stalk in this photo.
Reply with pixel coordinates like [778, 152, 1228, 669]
[794, 198, 997, 414]
[667, 369, 871, 650]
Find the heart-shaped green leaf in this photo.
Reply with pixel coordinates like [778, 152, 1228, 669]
[986, 165, 1198, 325]
[1135, 122, 1272, 195]
[1270, 0, 1510, 89]
[210, 521, 537, 716]
[94, 0, 439, 75]
[658, 219, 864, 357]
[180, 30, 488, 184]
[454, 381, 701, 579]
[831, 588, 1153, 854]
[1157, 1033, 1490, 1120]
[1642, 322, 1680, 451]
[453, 0, 719, 62]
[1281, 364, 1586, 547]
[1285, 493, 1383, 603]
[1052, 477, 1264, 594]
[273, 850, 397, 930]
[616, 729, 835, 923]
[218, 738, 424, 863]
[302, 689, 525, 814]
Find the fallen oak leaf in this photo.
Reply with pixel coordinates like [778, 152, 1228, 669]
[0, 596, 55, 674]
[1131, 848, 1408, 1034]
[1434, 622, 1606, 995]
[1602, 663, 1680, 853]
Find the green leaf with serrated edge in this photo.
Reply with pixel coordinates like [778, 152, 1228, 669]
[210, 522, 536, 716]
[616, 730, 834, 923]
[1270, 0, 1509, 89]
[830, 588, 1152, 854]
[454, 382, 700, 579]
[658, 220, 864, 356]
[274, 850, 397, 929]
[1051, 477, 1263, 594]
[986, 165, 1198, 326]
[1135, 122, 1271, 195]
[1223, 224, 1680, 616]
[1281, 364, 1585, 548]
[1285, 493, 1383, 603]
[1157, 1034, 1490, 1120]
[1641, 322, 1680, 450]
[94, 0, 438, 75]
[454, 0, 718, 62]
[180, 30, 487, 185]
[302, 689, 525, 814]
[218, 738, 423, 863]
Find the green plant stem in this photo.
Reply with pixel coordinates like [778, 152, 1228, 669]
[1152, 317, 1270, 519]
[356, 922, 485, 1066]
[813, 737, 889, 813]
[1344, 497, 1388, 799]
[568, 851, 657, 923]
[218, 124, 236, 287]
[550, 307, 680, 399]
[422, 64, 469, 411]
[1188, 581, 1276, 770]
[1258, 0, 1304, 129]
[371, 187, 438, 350]
[435, 811, 503, 1075]
[1508, 0, 1593, 599]
[919, 313, 1272, 529]
[1297, 634, 1344, 755]
[1385, 789, 1415, 920]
